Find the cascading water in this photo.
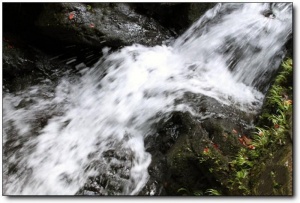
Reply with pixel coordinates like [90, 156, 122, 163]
[3, 3, 292, 195]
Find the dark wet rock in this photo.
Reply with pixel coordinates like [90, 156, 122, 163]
[133, 3, 215, 35]
[141, 95, 256, 195]
[250, 138, 292, 195]
[3, 3, 43, 37]
[76, 142, 134, 195]
[36, 3, 172, 48]
[3, 34, 74, 92]
[3, 36, 36, 92]
[285, 37, 293, 58]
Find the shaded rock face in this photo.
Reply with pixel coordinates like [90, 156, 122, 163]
[133, 3, 215, 35]
[285, 37, 293, 58]
[250, 145, 292, 196]
[3, 34, 75, 93]
[139, 95, 256, 195]
[3, 4, 43, 38]
[36, 3, 172, 48]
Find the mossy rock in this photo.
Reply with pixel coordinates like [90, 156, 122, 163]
[250, 137, 292, 196]
[162, 112, 234, 195]
[143, 95, 257, 195]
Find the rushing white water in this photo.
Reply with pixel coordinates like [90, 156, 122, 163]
[3, 3, 292, 195]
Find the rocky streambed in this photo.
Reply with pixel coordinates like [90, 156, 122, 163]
[3, 3, 293, 196]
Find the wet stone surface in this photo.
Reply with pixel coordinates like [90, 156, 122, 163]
[75, 146, 134, 195]
[36, 3, 172, 48]
[140, 94, 257, 195]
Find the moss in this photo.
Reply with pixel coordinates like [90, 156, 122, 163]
[228, 58, 293, 195]
[175, 58, 293, 196]
[166, 125, 232, 195]
[164, 58, 292, 196]
[249, 129, 292, 195]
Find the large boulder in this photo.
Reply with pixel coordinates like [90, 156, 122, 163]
[140, 94, 256, 195]
[35, 3, 172, 48]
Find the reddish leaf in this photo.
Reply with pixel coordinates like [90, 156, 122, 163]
[232, 129, 238, 135]
[248, 145, 255, 150]
[69, 12, 75, 20]
[285, 100, 292, 105]
[212, 143, 219, 149]
[242, 135, 252, 145]
[203, 147, 209, 154]
[89, 23, 95, 28]
[238, 137, 246, 146]
[274, 124, 280, 129]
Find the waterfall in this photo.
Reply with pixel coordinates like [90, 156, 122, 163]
[3, 3, 292, 195]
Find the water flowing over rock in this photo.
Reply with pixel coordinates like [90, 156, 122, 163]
[3, 3, 292, 195]
[174, 3, 292, 93]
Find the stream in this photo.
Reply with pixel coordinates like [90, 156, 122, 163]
[3, 3, 292, 195]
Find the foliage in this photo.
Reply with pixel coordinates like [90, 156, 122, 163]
[228, 58, 293, 195]
[178, 188, 221, 196]
[86, 5, 92, 11]
[205, 189, 222, 196]
[176, 58, 293, 196]
[258, 58, 293, 145]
